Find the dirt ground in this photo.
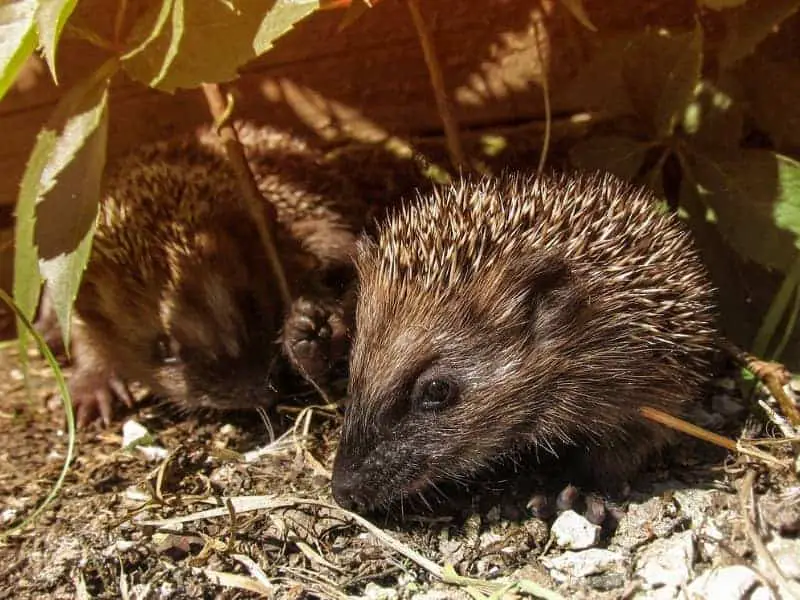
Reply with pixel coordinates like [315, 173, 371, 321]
[0, 336, 798, 600]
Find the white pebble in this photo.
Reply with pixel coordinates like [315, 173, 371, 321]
[764, 537, 800, 580]
[136, 444, 168, 461]
[362, 582, 399, 600]
[551, 510, 600, 550]
[686, 565, 768, 600]
[541, 548, 624, 578]
[122, 420, 152, 448]
[635, 530, 695, 590]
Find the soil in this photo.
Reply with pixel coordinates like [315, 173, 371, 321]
[0, 337, 798, 600]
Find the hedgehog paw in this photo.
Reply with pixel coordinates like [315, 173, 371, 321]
[67, 367, 134, 428]
[527, 483, 627, 527]
[282, 297, 348, 383]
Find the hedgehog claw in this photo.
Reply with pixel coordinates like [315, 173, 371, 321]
[528, 484, 620, 528]
[67, 367, 132, 428]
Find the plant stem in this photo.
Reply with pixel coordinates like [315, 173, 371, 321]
[200, 83, 292, 310]
[406, 0, 468, 170]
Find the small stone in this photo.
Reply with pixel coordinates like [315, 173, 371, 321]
[551, 510, 600, 550]
[478, 530, 504, 550]
[524, 518, 550, 548]
[710, 394, 745, 417]
[438, 538, 464, 565]
[485, 505, 501, 523]
[696, 521, 724, 561]
[541, 548, 624, 578]
[137, 444, 169, 461]
[635, 530, 695, 590]
[362, 582, 399, 600]
[612, 498, 668, 550]
[122, 420, 153, 448]
[1, 508, 18, 524]
[764, 537, 800, 580]
[686, 565, 767, 600]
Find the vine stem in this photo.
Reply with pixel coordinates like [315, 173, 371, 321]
[406, 0, 468, 170]
[200, 83, 292, 310]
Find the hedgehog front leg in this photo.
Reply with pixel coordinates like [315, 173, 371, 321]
[68, 319, 134, 427]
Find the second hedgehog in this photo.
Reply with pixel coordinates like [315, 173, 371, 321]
[332, 171, 718, 513]
[58, 124, 364, 425]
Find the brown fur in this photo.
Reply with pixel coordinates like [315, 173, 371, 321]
[332, 171, 717, 513]
[61, 123, 363, 423]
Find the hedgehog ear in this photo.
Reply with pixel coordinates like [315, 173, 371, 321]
[494, 254, 587, 339]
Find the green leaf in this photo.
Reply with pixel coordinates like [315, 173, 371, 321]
[622, 23, 703, 139]
[13, 130, 56, 338]
[689, 149, 800, 272]
[121, 0, 176, 61]
[254, 0, 320, 54]
[557, 0, 597, 31]
[568, 135, 650, 181]
[716, 0, 800, 68]
[36, 0, 79, 84]
[0, 0, 37, 101]
[752, 255, 800, 358]
[14, 60, 114, 349]
[123, 0, 320, 93]
[152, 0, 184, 86]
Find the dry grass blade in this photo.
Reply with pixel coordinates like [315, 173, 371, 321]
[639, 406, 791, 469]
[230, 553, 276, 594]
[199, 568, 274, 597]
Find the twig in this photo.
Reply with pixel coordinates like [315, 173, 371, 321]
[201, 83, 292, 310]
[531, 14, 551, 176]
[738, 470, 800, 599]
[639, 406, 789, 469]
[722, 339, 800, 428]
[406, 0, 468, 170]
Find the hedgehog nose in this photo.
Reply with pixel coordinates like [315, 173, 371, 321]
[332, 478, 358, 511]
[331, 452, 365, 512]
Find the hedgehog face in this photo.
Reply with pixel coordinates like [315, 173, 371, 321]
[332, 247, 589, 514]
[149, 234, 283, 411]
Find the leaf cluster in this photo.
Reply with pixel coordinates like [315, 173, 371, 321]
[565, 0, 800, 358]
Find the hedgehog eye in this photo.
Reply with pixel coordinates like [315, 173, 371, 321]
[153, 334, 181, 365]
[412, 377, 458, 411]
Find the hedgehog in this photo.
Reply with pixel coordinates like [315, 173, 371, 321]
[47, 123, 364, 426]
[331, 171, 718, 513]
